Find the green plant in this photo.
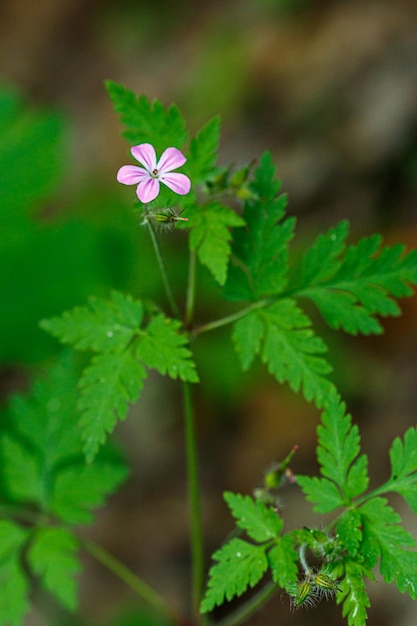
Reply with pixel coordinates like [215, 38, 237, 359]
[1, 81, 417, 626]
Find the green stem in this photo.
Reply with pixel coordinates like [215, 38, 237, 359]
[191, 283, 342, 338]
[0, 504, 44, 526]
[146, 218, 180, 318]
[216, 581, 278, 626]
[352, 481, 395, 507]
[192, 299, 271, 337]
[183, 381, 204, 620]
[82, 537, 187, 625]
[185, 249, 197, 329]
[299, 543, 311, 575]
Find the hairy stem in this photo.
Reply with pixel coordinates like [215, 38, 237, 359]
[183, 381, 204, 620]
[216, 581, 278, 626]
[82, 537, 188, 625]
[185, 249, 197, 329]
[299, 543, 311, 575]
[146, 218, 180, 318]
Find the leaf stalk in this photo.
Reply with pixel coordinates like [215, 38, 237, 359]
[82, 537, 188, 625]
[183, 381, 205, 620]
[146, 217, 180, 318]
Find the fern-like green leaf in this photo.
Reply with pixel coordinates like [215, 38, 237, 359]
[78, 351, 147, 461]
[296, 475, 344, 514]
[337, 560, 371, 626]
[42, 293, 198, 459]
[188, 201, 245, 285]
[317, 393, 369, 499]
[0, 435, 42, 503]
[0, 520, 29, 562]
[106, 81, 188, 151]
[0, 561, 29, 626]
[27, 527, 80, 611]
[51, 461, 128, 524]
[387, 427, 417, 513]
[8, 374, 81, 464]
[230, 311, 264, 369]
[201, 491, 294, 613]
[224, 152, 294, 301]
[267, 534, 299, 588]
[0, 362, 127, 618]
[200, 538, 268, 613]
[298, 391, 368, 509]
[233, 299, 334, 408]
[137, 314, 199, 382]
[40, 291, 144, 353]
[186, 116, 220, 185]
[390, 426, 417, 480]
[359, 497, 417, 598]
[0, 521, 30, 626]
[307, 290, 383, 335]
[292, 220, 349, 288]
[336, 509, 363, 557]
[293, 222, 417, 335]
[316, 393, 362, 486]
[1, 355, 128, 520]
[223, 491, 283, 542]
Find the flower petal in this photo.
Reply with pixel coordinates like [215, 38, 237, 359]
[117, 165, 149, 185]
[137, 178, 160, 203]
[160, 172, 191, 196]
[157, 147, 187, 173]
[131, 144, 156, 172]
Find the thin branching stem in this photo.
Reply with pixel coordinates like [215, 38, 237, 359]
[146, 217, 180, 318]
[81, 537, 189, 626]
[192, 298, 272, 337]
[185, 249, 197, 329]
[216, 581, 278, 626]
[183, 381, 205, 620]
[190, 282, 321, 338]
[352, 482, 394, 507]
[145, 212, 204, 621]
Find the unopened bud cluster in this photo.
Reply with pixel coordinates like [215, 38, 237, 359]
[142, 207, 189, 231]
[288, 569, 341, 611]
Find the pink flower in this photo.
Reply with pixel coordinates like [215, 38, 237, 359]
[117, 143, 191, 203]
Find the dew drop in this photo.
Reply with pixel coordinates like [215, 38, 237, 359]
[106, 331, 114, 338]
[236, 552, 242, 558]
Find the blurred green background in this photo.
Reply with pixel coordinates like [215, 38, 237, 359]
[1, 0, 417, 625]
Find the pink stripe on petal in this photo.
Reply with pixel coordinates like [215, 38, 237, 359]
[157, 147, 186, 173]
[117, 165, 148, 185]
[137, 178, 160, 203]
[131, 144, 157, 172]
[160, 172, 191, 196]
